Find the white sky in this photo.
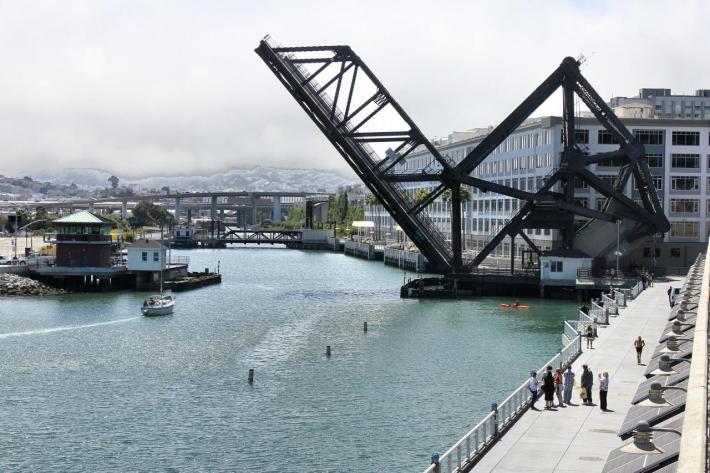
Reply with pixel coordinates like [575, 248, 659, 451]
[0, 0, 708, 179]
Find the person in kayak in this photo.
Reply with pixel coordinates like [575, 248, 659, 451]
[513, 298, 521, 308]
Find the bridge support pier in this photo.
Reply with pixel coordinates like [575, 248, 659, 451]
[251, 195, 257, 226]
[121, 200, 127, 219]
[272, 196, 282, 222]
[174, 198, 181, 224]
[211, 196, 218, 238]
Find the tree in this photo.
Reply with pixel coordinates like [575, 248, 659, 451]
[442, 185, 471, 202]
[108, 175, 119, 189]
[413, 188, 430, 204]
[131, 201, 174, 228]
[366, 193, 379, 206]
[161, 186, 170, 195]
[338, 191, 349, 224]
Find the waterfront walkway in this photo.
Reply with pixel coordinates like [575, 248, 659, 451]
[472, 280, 675, 473]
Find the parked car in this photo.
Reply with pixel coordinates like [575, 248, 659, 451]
[20, 253, 55, 266]
[0, 255, 10, 265]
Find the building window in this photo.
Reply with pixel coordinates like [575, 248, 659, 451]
[598, 129, 620, 145]
[574, 177, 588, 189]
[550, 261, 563, 272]
[671, 176, 699, 191]
[646, 154, 663, 167]
[671, 131, 700, 146]
[670, 199, 699, 213]
[670, 222, 698, 238]
[153, 252, 159, 262]
[643, 247, 661, 257]
[575, 198, 588, 208]
[596, 198, 607, 211]
[142, 251, 147, 262]
[671, 154, 700, 169]
[670, 248, 681, 257]
[634, 129, 664, 145]
[560, 129, 589, 144]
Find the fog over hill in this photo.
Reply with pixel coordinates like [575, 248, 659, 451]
[21, 167, 359, 193]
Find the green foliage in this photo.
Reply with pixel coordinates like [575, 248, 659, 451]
[131, 201, 174, 228]
[413, 188, 430, 204]
[442, 185, 471, 202]
[366, 193, 379, 205]
[108, 175, 119, 189]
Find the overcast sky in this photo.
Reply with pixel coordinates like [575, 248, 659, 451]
[0, 0, 708, 179]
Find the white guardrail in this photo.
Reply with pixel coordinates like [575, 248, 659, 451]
[589, 301, 608, 325]
[601, 294, 618, 315]
[423, 335, 582, 473]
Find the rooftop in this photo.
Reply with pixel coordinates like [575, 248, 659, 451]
[53, 210, 115, 226]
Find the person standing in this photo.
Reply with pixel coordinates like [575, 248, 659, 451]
[599, 372, 609, 411]
[667, 286, 673, 307]
[562, 366, 575, 405]
[528, 371, 539, 410]
[554, 368, 565, 408]
[634, 336, 646, 364]
[542, 365, 555, 410]
[581, 364, 594, 405]
[586, 324, 594, 349]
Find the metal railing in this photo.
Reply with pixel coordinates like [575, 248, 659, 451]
[579, 309, 594, 325]
[613, 291, 627, 307]
[601, 294, 618, 315]
[589, 301, 608, 325]
[563, 320, 580, 341]
[423, 335, 582, 473]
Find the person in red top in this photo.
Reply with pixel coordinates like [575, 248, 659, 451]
[554, 368, 565, 408]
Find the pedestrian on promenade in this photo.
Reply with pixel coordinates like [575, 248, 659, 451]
[542, 365, 555, 410]
[585, 324, 594, 349]
[649, 273, 654, 287]
[599, 372, 609, 411]
[581, 364, 594, 405]
[667, 286, 674, 307]
[528, 371, 539, 410]
[634, 336, 646, 364]
[562, 366, 575, 405]
[593, 317, 598, 338]
[554, 368, 565, 408]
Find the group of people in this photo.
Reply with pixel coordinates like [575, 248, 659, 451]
[528, 365, 610, 411]
[640, 272, 653, 290]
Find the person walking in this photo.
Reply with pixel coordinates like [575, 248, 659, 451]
[667, 286, 673, 307]
[649, 273, 654, 287]
[599, 372, 609, 411]
[554, 368, 565, 408]
[528, 371, 539, 410]
[542, 365, 555, 410]
[562, 366, 575, 405]
[581, 364, 594, 405]
[634, 336, 646, 364]
[586, 324, 594, 349]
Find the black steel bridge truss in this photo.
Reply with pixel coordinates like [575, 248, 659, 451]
[255, 36, 669, 274]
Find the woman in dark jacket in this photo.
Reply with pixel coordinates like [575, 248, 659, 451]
[542, 365, 555, 409]
[581, 364, 594, 405]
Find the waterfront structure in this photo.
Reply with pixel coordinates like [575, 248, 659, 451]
[49, 210, 117, 268]
[366, 115, 710, 270]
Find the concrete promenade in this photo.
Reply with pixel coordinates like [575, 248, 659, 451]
[473, 279, 677, 473]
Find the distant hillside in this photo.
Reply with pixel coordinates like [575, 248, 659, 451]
[21, 166, 359, 193]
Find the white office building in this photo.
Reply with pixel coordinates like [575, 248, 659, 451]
[365, 114, 710, 269]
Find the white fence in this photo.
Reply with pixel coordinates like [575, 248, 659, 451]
[422, 335, 582, 473]
[589, 301, 608, 325]
[601, 294, 618, 315]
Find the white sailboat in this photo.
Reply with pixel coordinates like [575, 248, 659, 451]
[141, 241, 175, 316]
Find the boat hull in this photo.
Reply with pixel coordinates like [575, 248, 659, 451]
[142, 303, 175, 316]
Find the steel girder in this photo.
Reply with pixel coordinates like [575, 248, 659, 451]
[256, 37, 670, 274]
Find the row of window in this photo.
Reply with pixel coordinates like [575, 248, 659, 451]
[564, 129, 710, 146]
[141, 251, 161, 262]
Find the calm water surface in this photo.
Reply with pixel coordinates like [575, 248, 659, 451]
[0, 248, 579, 472]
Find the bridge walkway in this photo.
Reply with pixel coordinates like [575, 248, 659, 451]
[471, 279, 676, 473]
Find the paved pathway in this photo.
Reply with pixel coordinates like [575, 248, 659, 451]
[472, 279, 677, 473]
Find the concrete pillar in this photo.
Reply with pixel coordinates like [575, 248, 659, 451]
[88, 202, 95, 212]
[210, 196, 217, 238]
[174, 198, 181, 223]
[272, 196, 282, 222]
[120, 200, 128, 219]
[251, 195, 257, 226]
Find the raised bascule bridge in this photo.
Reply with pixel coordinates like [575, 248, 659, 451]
[255, 36, 670, 297]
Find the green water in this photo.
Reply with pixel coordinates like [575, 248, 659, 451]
[0, 247, 579, 472]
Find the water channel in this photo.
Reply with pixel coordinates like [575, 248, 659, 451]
[0, 247, 579, 472]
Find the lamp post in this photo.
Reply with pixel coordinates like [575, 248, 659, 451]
[616, 219, 620, 277]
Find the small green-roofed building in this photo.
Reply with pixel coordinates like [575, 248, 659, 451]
[50, 210, 116, 267]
